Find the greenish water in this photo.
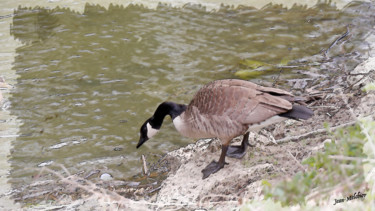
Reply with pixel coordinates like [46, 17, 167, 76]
[8, 2, 374, 187]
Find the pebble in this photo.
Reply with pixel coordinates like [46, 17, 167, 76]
[100, 173, 113, 181]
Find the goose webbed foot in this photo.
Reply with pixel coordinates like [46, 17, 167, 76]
[226, 145, 247, 159]
[226, 132, 250, 159]
[201, 160, 228, 179]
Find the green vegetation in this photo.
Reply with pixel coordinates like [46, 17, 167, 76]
[263, 123, 367, 206]
[363, 82, 375, 92]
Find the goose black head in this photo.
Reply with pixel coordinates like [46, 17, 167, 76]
[137, 102, 187, 149]
[137, 117, 160, 148]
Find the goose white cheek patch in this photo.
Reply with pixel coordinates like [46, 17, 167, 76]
[172, 116, 183, 131]
[146, 123, 159, 138]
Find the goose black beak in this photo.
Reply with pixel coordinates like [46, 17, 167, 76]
[136, 136, 148, 148]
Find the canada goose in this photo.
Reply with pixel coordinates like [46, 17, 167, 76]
[137, 79, 313, 179]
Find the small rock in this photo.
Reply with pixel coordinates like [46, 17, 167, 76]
[100, 173, 113, 181]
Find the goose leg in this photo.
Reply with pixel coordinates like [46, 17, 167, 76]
[226, 132, 250, 159]
[201, 145, 229, 179]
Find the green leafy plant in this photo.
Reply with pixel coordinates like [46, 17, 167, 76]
[262, 123, 367, 206]
[362, 82, 375, 92]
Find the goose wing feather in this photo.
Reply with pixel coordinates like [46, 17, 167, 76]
[184, 79, 293, 138]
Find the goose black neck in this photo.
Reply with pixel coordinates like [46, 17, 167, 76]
[149, 102, 187, 129]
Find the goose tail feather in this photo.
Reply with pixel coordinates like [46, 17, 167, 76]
[279, 105, 313, 120]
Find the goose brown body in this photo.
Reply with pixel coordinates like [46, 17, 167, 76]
[174, 79, 294, 143]
[137, 79, 313, 179]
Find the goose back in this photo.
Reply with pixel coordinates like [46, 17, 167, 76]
[174, 79, 294, 140]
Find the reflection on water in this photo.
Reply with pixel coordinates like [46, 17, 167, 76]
[8, 2, 374, 187]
